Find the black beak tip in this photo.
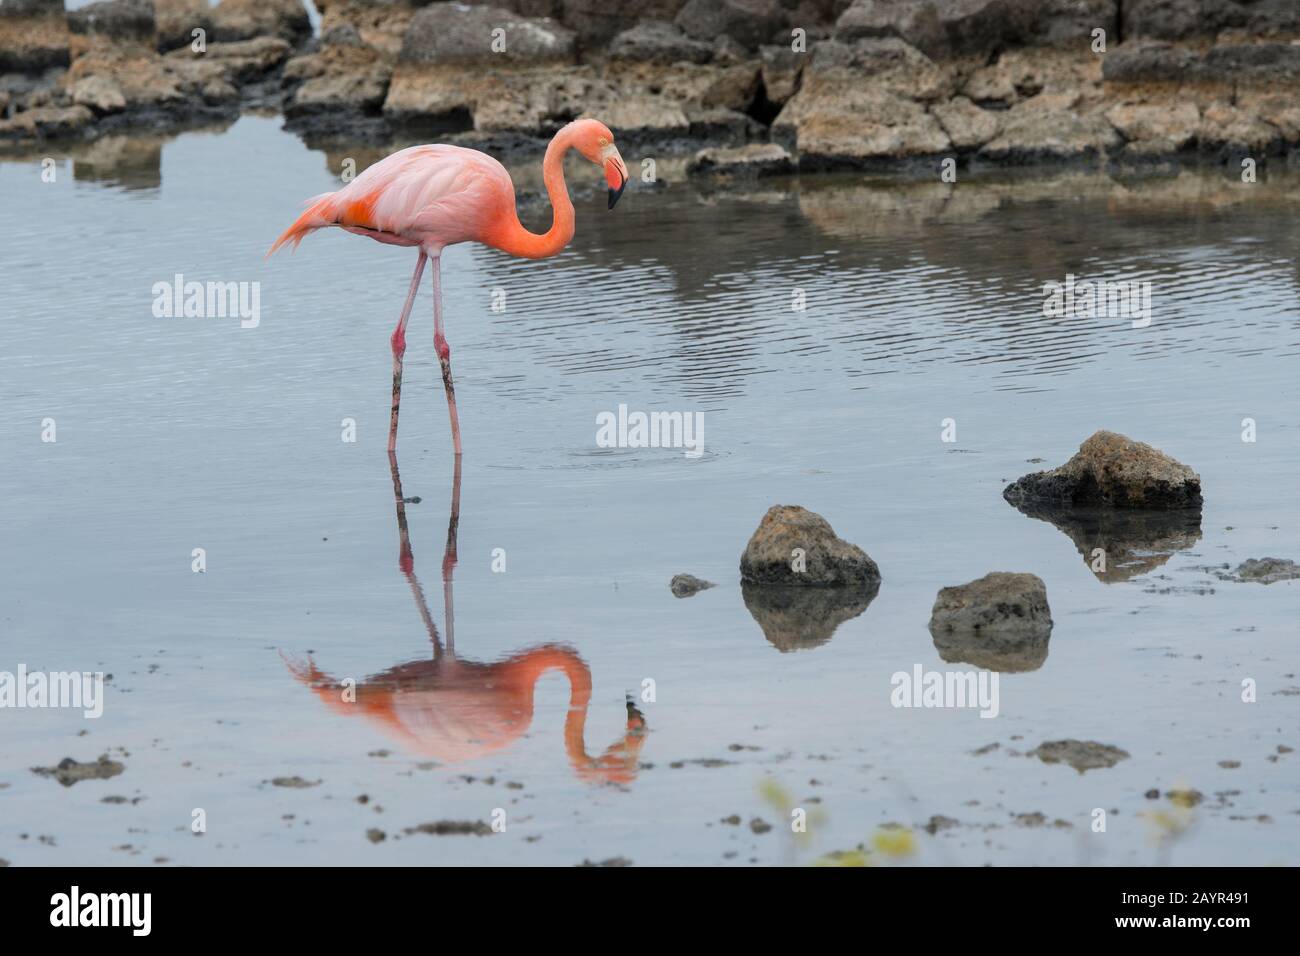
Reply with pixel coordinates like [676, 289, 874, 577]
[608, 178, 627, 210]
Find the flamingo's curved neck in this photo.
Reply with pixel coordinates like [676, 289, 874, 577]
[490, 126, 578, 260]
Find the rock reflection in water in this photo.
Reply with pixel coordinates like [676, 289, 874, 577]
[1007, 499, 1203, 583]
[741, 580, 879, 652]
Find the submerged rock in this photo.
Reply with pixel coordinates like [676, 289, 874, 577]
[740, 505, 880, 587]
[1030, 739, 1129, 773]
[742, 579, 879, 651]
[1004, 430, 1202, 510]
[670, 573, 716, 597]
[928, 572, 1052, 672]
[1227, 557, 1300, 585]
[32, 755, 125, 786]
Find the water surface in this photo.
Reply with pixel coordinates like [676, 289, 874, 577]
[2, 116, 1298, 866]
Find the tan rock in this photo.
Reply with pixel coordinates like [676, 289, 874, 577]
[0, 0, 70, 73]
[1105, 100, 1199, 149]
[1004, 430, 1202, 510]
[739, 505, 880, 587]
[932, 95, 1001, 150]
[70, 73, 127, 112]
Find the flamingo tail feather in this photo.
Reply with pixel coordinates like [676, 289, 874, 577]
[267, 192, 336, 258]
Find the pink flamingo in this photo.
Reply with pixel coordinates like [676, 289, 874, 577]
[268, 119, 630, 456]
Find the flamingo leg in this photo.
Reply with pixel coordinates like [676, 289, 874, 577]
[388, 251, 428, 453]
[430, 255, 463, 456]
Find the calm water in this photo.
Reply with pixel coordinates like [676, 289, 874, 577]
[1, 116, 1297, 866]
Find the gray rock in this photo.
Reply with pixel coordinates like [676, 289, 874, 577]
[399, 3, 576, 66]
[835, 0, 1110, 60]
[609, 20, 712, 64]
[980, 96, 1120, 163]
[1030, 739, 1129, 773]
[1228, 557, 1300, 585]
[1101, 39, 1199, 84]
[670, 573, 716, 597]
[1122, 0, 1300, 42]
[559, 0, 690, 48]
[928, 572, 1052, 672]
[1004, 430, 1202, 510]
[740, 505, 881, 587]
[675, 0, 786, 51]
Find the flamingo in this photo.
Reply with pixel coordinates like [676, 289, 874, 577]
[268, 118, 630, 455]
[283, 453, 648, 785]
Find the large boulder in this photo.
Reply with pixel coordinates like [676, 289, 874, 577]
[399, 3, 576, 66]
[772, 37, 953, 167]
[980, 92, 1120, 163]
[0, 0, 69, 73]
[675, 0, 787, 51]
[835, 0, 1113, 60]
[740, 505, 880, 587]
[928, 572, 1053, 672]
[609, 20, 712, 64]
[1004, 430, 1202, 510]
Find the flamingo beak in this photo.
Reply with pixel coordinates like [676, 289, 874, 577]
[603, 146, 628, 210]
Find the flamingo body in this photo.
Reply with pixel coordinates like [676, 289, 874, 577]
[269, 118, 630, 454]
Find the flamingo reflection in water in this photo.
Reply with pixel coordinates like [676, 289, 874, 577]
[284, 457, 647, 785]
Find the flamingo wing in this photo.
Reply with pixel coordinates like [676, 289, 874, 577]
[268, 145, 512, 256]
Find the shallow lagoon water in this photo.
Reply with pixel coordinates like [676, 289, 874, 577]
[1, 116, 1297, 866]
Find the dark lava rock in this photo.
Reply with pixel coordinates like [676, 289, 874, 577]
[1004, 430, 1202, 510]
[32, 755, 125, 786]
[928, 572, 1052, 673]
[740, 505, 881, 587]
[670, 573, 716, 597]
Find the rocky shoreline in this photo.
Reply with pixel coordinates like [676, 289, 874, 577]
[4, 0, 1300, 171]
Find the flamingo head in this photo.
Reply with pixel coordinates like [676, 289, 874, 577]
[571, 118, 628, 209]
